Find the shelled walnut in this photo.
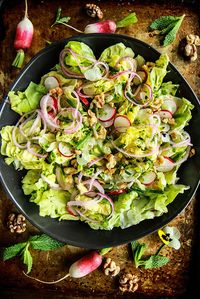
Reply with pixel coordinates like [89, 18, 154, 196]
[7, 213, 26, 234]
[181, 34, 200, 62]
[119, 273, 139, 293]
[85, 4, 103, 19]
[103, 258, 120, 277]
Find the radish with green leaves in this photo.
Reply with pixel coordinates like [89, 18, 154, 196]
[12, 0, 34, 68]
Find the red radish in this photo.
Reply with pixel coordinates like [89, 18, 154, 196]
[23, 250, 103, 283]
[107, 189, 126, 195]
[141, 171, 156, 185]
[99, 118, 114, 128]
[97, 104, 116, 122]
[155, 157, 175, 172]
[80, 96, 90, 107]
[58, 142, 74, 158]
[69, 251, 102, 278]
[12, 0, 34, 68]
[44, 76, 59, 90]
[84, 20, 117, 34]
[161, 99, 177, 115]
[155, 110, 173, 120]
[114, 115, 131, 132]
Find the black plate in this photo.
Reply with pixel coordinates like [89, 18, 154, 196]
[0, 33, 200, 248]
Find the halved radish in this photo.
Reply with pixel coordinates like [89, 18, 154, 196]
[58, 142, 74, 157]
[114, 115, 131, 132]
[141, 171, 156, 185]
[80, 96, 90, 107]
[155, 110, 173, 120]
[99, 118, 114, 128]
[162, 99, 177, 115]
[44, 76, 59, 90]
[97, 104, 116, 122]
[155, 157, 175, 172]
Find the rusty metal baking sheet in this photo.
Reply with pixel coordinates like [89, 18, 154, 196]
[0, 0, 200, 298]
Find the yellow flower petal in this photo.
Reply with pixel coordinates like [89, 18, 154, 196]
[158, 229, 170, 245]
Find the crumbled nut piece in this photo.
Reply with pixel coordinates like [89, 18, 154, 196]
[186, 34, 200, 46]
[119, 273, 139, 293]
[104, 168, 116, 175]
[118, 182, 127, 189]
[74, 149, 82, 155]
[87, 109, 98, 126]
[63, 167, 77, 175]
[189, 148, 195, 157]
[7, 213, 26, 234]
[49, 87, 63, 96]
[97, 126, 107, 139]
[168, 118, 175, 125]
[157, 155, 165, 164]
[93, 93, 105, 108]
[105, 154, 117, 170]
[85, 3, 103, 19]
[71, 158, 78, 168]
[184, 43, 197, 61]
[103, 258, 120, 277]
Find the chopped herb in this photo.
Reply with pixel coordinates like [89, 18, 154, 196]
[149, 15, 185, 46]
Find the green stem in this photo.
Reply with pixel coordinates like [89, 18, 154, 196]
[12, 50, 25, 68]
[155, 243, 165, 256]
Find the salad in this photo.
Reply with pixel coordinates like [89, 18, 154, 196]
[1, 41, 194, 230]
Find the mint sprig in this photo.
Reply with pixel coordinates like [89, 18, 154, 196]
[130, 240, 170, 269]
[116, 12, 138, 28]
[51, 7, 71, 28]
[1, 234, 65, 273]
[149, 14, 185, 46]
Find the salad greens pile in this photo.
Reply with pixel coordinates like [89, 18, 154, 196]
[1, 41, 193, 230]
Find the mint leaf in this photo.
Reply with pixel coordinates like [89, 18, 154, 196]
[144, 255, 169, 269]
[150, 16, 180, 30]
[29, 234, 65, 251]
[163, 15, 185, 47]
[22, 243, 33, 273]
[131, 241, 146, 268]
[116, 12, 138, 28]
[99, 247, 112, 256]
[58, 17, 71, 24]
[51, 7, 71, 27]
[2, 242, 27, 261]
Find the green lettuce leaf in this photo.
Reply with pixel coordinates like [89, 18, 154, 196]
[9, 82, 47, 115]
[149, 54, 169, 93]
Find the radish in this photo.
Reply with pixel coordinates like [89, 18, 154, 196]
[44, 76, 59, 90]
[12, 0, 34, 68]
[155, 157, 175, 172]
[141, 171, 156, 185]
[58, 142, 74, 157]
[80, 96, 90, 107]
[97, 104, 116, 122]
[114, 115, 131, 132]
[155, 110, 173, 120]
[23, 250, 103, 283]
[99, 118, 114, 128]
[84, 20, 117, 33]
[161, 99, 177, 115]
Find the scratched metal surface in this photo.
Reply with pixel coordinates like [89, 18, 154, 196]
[0, 0, 200, 298]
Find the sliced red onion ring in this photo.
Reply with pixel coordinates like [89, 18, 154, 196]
[88, 157, 104, 167]
[83, 179, 105, 194]
[78, 172, 83, 184]
[76, 86, 92, 99]
[75, 208, 99, 224]
[40, 94, 60, 129]
[59, 49, 85, 78]
[12, 126, 27, 149]
[111, 140, 159, 158]
[94, 61, 109, 78]
[96, 192, 114, 218]
[173, 146, 191, 166]
[41, 174, 61, 190]
[115, 56, 137, 72]
[27, 141, 48, 158]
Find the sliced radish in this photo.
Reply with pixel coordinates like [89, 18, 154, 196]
[155, 157, 175, 172]
[99, 118, 114, 128]
[97, 104, 116, 122]
[155, 110, 173, 120]
[114, 115, 131, 132]
[107, 189, 126, 195]
[44, 76, 59, 90]
[58, 142, 74, 157]
[162, 99, 177, 115]
[161, 123, 170, 132]
[141, 171, 156, 185]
